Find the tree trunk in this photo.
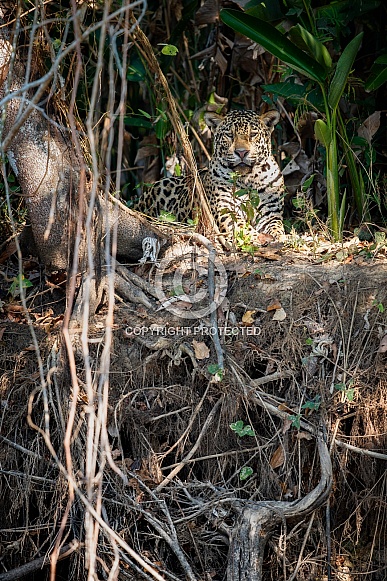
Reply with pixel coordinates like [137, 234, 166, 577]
[0, 13, 166, 314]
[227, 436, 332, 580]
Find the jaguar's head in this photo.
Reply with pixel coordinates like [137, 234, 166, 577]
[205, 109, 280, 176]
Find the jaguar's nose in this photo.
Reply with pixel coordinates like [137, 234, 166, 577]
[235, 148, 249, 161]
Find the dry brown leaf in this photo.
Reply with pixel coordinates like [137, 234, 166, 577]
[270, 445, 285, 469]
[242, 310, 256, 324]
[272, 307, 287, 321]
[377, 334, 387, 353]
[23, 345, 37, 352]
[192, 339, 210, 360]
[175, 300, 193, 311]
[282, 418, 293, 434]
[134, 145, 159, 163]
[296, 431, 313, 441]
[255, 249, 281, 261]
[267, 300, 282, 311]
[358, 111, 381, 145]
[195, 0, 219, 25]
[278, 403, 294, 414]
[5, 304, 24, 313]
[215, 47, 227, 75]
[0, 240, 17, 263]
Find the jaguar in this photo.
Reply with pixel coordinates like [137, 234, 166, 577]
[135, 109, 285, 242]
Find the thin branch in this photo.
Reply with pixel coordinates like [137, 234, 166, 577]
[155, 397, 223, 492]
[0, 541, 79, 581]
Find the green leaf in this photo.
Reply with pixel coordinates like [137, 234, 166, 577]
[375, 54, 387, 65]
[365, 62, 387, 92]
[245, 0, 284, 21]
[220, 9, 327, 82]
[263, 81, 307, 102]
[230, 420, 255, 437]
[240, 425, 255, 437]
[159, 210, 177, 222]
[316, 0, 381, 30]
[160, 44, 179, 56]
[328, 32, 363, 110]
[124, 116, 153, 129]
[208, 364, 224, 381]
[171, 285, 185, 297]
[314, 119, 331, 147]
[138, 109, 152, 119]
[234, 188, 250, 198]
[289, 414, 301, 429]
[288, 24, 332, 71]
[302, 397, 321, 411]
[239, 466, 254, 481]
[262, 81, 324, 110]
[334, 382, 346, 391]
[302, 174, 315, 192]
[230, 420, 244, 433]
[127, 55, 146, 82]
[9, 275, 33, 297]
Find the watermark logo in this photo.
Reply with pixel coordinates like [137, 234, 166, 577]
[154, 246, 228, 319]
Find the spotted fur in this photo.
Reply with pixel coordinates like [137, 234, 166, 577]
[135, 109, 285, 240]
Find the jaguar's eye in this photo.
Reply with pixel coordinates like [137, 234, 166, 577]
[250, 131, 260, 138]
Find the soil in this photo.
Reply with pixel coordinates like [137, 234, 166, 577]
[1, 237, 387, 580]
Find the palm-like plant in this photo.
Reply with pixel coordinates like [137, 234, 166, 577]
[221, 8, 367, 240]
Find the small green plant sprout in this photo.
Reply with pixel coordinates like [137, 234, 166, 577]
[335, 382, 355, 402]
[372, 299, 385, 313]
[302, 173, 315, 193]
[239, 466, 254, 481]
[159, 210, 177, 223]
[289, 414, 301, 430]
[9, 274, 33, 298]
[170, 285, 185, 297]
[230, 420, 255, 437]
[208, 363, 224, 382]
[302, 395, 321, 414]
[305, 337, 314, 346]
[234, 227, 255, 253]
[158, 44, 179, 56]
[186, 217, 198, 227]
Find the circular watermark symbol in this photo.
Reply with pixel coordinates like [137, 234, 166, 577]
[154, 246, 228, 320]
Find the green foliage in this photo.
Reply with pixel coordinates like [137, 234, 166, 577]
[159, 210, 177, 222]
[170, 285, 184, 297]
[230, 420, 255, 437]
[289, 414, 301, 429]
[328, 33, 363, 111]
[334, 382, 355, 402]
[220, 10, 327, 82]
[372, 299, 385, 313]
[365, 54, 387, 91]
[9, 274, 33, 298]
[302, 396, 321, 412]
[220, 5, 373, 240]
[208, 364, 224, 382]
[239, 466, 254, 481]
[159, 44, 179, 56]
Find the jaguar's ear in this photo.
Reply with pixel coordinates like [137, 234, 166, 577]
[261, 110, 280, 131]
[204, 112, 225, 131]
